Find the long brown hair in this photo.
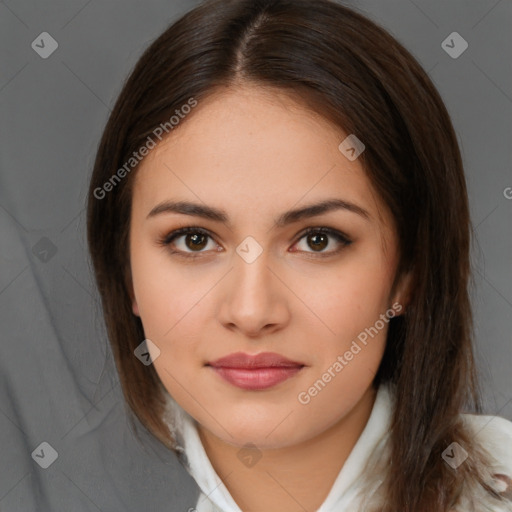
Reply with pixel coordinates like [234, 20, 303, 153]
[86, 0, 510, 510]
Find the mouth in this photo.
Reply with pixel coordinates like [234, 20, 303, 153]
[206, 352, 305, 390]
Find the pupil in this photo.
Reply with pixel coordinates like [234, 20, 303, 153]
[184, 233, 329, 252]
[187, 233, 207, 250]
[310, 233, 327, 251]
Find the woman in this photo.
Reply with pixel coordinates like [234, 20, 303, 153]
[86, 0, 512, 510]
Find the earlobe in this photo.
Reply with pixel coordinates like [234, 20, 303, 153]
[127, 284, 140, 317]
[392, 270, 413, 315]
[125, 271, 139, 317]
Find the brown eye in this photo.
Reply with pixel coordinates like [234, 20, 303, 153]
[307, 232, 329, 251]
[293, 227, 352, 256]
[158, 226, 352, 259]
[159, 227, 217, 256]
[185, 232, 208, 251]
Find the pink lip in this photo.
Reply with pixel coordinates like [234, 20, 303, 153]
[207, 352, 305, 390]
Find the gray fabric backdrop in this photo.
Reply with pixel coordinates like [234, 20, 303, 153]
[1, 0, 511, 510]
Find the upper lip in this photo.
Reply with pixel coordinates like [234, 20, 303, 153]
[207, 352, 305, 369]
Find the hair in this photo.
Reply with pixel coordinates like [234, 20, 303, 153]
[86, 0, 511, 510]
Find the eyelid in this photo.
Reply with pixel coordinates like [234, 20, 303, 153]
[160, 226, 212, 246]
[158, 226, 218, 258]
[158, 225, 352, 257]
[291, 226, 352, 257]
[294, 226, 351, 244]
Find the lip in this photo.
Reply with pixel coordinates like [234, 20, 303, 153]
[207, 351, 304, 369]
[206, 352, 305, 390]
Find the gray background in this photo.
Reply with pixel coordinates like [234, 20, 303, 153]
[0, 0, 511, 510]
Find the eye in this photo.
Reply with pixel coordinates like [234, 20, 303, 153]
[157, 226, 352, 259]
[157, 227, 219, 257]
[292, 227, 352, 256]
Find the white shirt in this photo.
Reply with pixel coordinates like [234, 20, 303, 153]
[162, 384, 512, 511]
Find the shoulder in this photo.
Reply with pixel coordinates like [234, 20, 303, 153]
[461, 413, 512, 499]
[462, 413, 512, 461]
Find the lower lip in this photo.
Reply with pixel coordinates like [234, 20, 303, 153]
[209, 366, 303, 390]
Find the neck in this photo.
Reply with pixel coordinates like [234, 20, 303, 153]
[196, 385, 378, 512]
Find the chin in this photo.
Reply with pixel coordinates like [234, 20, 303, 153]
[210, 420, 304, 450]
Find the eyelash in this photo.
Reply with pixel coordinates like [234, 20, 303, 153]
[157, 226, 352, 259]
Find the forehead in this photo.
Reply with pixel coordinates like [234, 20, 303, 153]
[131, 85, 389, 231]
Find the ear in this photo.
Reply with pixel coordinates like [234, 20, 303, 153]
[125, 272, 140, 317]
[132, 298, 140, 317]
[390, 269, 413, 315]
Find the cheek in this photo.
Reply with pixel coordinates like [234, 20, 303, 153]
[292, 344, 385, 444]
[131, 274, 214, 394]
[131, 244, 205, 336]
[299, 262, 393, 339]
[292, 258, 394, 389]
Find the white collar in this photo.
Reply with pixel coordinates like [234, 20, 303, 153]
[162, 383, 394, 511]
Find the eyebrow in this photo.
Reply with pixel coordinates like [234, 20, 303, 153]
[146, 198, 371, 227]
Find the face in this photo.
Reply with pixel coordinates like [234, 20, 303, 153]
[128, 84, 410, 450]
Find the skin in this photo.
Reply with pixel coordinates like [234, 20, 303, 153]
[128, 84, 411, 512]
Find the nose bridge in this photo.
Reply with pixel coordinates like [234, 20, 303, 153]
[233, 240, 274, 309]
[219, 238, 287, 335]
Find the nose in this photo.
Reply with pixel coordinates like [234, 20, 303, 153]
[217, 246, 290, 338]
